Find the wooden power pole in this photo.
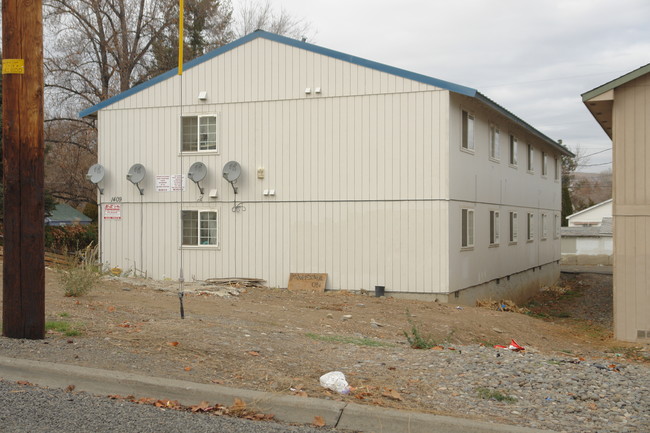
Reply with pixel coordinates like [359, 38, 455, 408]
[2, 0, 45, 339]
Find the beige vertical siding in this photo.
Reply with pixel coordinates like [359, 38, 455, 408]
[98, 38, 452, 293]
[612, 73, 650, 341]
[446, 94, 563, 292]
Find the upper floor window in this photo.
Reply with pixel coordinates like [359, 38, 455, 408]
[489, 124, 500, 160]
[527, 212, 534, 241]
[182, 210, 218, 246]
[461, 208, 475, 248]
[554, 157, 560, 181]
[490, 210, 500, 245]
[461, 110, 475, 151]
[541, 213, 548, 240]
[527, 144, 534, 172]
[542, 152, 548, 176]
[182, 115, 217, 152]
[509, 135, 518, 166]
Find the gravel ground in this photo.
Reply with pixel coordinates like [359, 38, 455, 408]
[1, 270, 648, 433]
[0, 380, 347, 433]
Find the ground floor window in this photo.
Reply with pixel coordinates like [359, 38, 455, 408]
[509, 211, 518, 243]
[462, 208, 474, 248]
[182, 210, 218, 246]
[489, 210, 500, 245]
[527, 212, 534, 241]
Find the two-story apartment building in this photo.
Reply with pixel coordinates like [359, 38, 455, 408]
[81, 31, 571, 303]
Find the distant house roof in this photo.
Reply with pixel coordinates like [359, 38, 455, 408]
[562, 217, 613, 237]
[566, 198, 613, 221]
[45, 203, 92, 226]
[79, 31, 572, 157]
[582, 63, 650, 138]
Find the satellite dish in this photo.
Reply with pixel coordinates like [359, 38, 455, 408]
[222, 161, 241, 194]
[126, 163, 146, 195]
[86, 164, 105, 195]
[222, 161, 241, 182]
[188, 161, 207, 194]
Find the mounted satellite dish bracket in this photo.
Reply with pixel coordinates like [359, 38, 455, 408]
[126, 163, 146, 195]
[222, 161, 241, 195]
[188, 161, 208, 195]
[222, 161, 246, 212]
[86, 163, 106, 195]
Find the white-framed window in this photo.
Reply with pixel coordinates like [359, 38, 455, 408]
[461, 110, 475, 151]
[181, 115, 217, 152]
[527, 212, 534, 241]
[489, 124, 500, 160]
[527, 144, 534, 172]
[509, 211, 518, 243]
[182, 210, 218, 246]
[541, 213, 548, 240]
[461, 208, 475, 248]
[554, 157, 560, 181]
[542, 152, 548, 176]
[490, 210, 500, 245]
[554, 214, 560, 239]
[509, 135, 518, 166]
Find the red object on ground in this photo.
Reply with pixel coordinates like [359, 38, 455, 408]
[493, 339, 525, 351]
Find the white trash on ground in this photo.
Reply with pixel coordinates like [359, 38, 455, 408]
[319, 371, 350, 394]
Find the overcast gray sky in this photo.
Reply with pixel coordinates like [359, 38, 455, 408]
[235, 0, 650, 171]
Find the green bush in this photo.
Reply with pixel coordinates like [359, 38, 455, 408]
[403, 316, 439, 349]
[45, 224, 97, 251]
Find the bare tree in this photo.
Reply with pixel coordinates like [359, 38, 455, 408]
[233, 0, 313, 40]
[147, 0, 234, 79]
[42, 0, 179, 204]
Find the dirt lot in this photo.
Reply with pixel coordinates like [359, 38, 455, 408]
[1, 267, 648, 416]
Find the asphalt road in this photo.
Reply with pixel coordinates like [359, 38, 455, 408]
[0, 380, 348, 433]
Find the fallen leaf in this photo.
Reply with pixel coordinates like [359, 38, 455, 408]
[247, 351, 260, 356]
[65, 384, 76, 392]
[232, 398, 247, 410]
[184, 366, 192, 371]
[382, 389, 403, 401]
[191, 401, 212, 413]
[313, 416, 326, 427]
[431, 345, 444, 350]
[295, 391, 308, 397]
[107, 306, 116, 312]
[211, 379, 224, 384]
[167, 341, 179, 347]
[16, 381, 33, 386]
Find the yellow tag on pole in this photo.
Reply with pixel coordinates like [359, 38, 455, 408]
[2, 59, 25, 74]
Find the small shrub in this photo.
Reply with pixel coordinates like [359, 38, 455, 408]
[476, 387, 516, 403]
[58, 244, 101, 297]
[45, 321, 82, 337]
[403, 314, 438, 349]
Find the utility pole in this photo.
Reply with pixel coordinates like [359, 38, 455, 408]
[2, 0, 45, 338]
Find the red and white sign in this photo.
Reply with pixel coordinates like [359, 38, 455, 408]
[104, 204, 122, 220]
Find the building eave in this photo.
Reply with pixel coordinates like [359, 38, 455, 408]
[581, 63, 650, 140]
[79, 31, 565, 153]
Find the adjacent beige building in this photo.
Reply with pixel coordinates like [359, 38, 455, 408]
[583, 63, 650, 342]
[81, 31, 571, 303]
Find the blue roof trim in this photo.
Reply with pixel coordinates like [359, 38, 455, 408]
[475, 92, 573, 156]
[77, 30, 569, 156]
[79, 30, 476, 117]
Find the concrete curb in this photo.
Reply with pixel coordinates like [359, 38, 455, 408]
[0, 355, 556, 433]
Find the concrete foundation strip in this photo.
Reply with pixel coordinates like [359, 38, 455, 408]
[0, 355, 556, 433]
